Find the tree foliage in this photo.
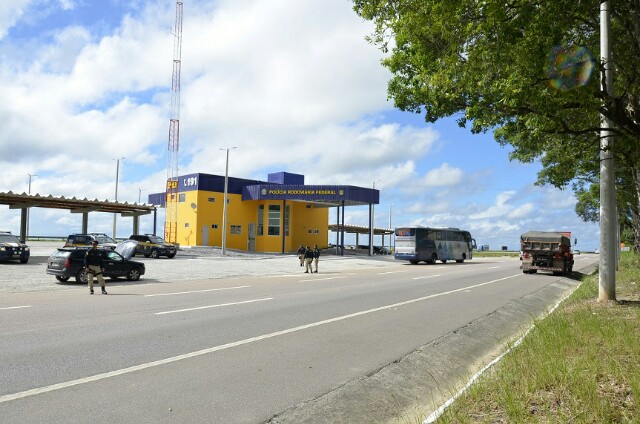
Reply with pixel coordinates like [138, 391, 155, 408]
[353, 0, 640, 246]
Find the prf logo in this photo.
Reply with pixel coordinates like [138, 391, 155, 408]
[339, 189, 344, 196]
[261, 188, 267, 195]
[167, 180, 178, 189]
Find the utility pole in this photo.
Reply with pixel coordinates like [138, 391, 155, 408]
[113, 157, 125, 240]
[599, 1, 616, 301]
[220, 147, 236, 255]
[26, 173, 37, 240]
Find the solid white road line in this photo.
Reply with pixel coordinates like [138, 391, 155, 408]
[0, 305, 32, 311]
[412, 275, 441, 280]
[487, 266, 500, 269]
[144, 286, 250, 297]
[0, 274, 520, 404]
[155, 297, 273, 315]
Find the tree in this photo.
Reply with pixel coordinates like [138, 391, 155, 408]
[353, 0, 640, 249]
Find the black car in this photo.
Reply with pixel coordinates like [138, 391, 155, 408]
[64, 233, 117, 249]
[46, 240, 145, 283]
[129, 234, 177, 258]
[0, 231, 30, 263]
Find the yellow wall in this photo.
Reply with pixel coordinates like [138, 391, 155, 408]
[170, 190, 329, 253]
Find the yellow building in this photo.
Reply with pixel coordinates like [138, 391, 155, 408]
[151, 172, 379, 254]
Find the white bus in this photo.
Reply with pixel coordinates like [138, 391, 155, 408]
[394, 227, 476, 264]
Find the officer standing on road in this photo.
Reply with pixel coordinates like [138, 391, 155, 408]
[85, 240, 107, 295]
[313, 245, 320, 273]
[304, 246, 314, 273]
[297, 244, 306, 267]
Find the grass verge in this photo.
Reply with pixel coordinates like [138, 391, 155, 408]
[434, 252, 640, 423]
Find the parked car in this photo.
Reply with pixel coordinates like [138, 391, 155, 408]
[129, 234, 177, 258]
[572, 249, 581, 255]
[64, 233, 117, 249]
[46, 240, 145, 283]
[0, 231, 30, 263]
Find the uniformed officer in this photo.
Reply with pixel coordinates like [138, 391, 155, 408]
[297, 244, 306, 267]
[313, 245, 320, 273]
[304, 246, 314, 273]
[85, 240, 107, 294]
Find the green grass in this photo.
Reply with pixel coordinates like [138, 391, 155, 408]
[434, 252, 640, 423]
[473, 251, 519, 258]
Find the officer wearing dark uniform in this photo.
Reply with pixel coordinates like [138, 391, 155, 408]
[312, 245, 320, 273]
[304, 246, 314, 273]
[297, 245, 306, 267]
[85, 240, 107, 294]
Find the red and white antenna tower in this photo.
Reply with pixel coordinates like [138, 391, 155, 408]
[165, 1, 183, 243]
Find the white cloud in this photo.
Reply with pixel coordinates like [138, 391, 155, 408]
[421, 163, 463, 187]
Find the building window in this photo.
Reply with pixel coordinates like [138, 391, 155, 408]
[313, 229, 319, 234]
[268, 204, 280, 236]
[211, 224, 218, 229]
[284, 205, 290, 237]
[185, 223, 190, 228]
[257, 205, 264, 236]
[179, 193, 186, 202]
[208, 197, 215, 202]
[231, 225, 242, 235]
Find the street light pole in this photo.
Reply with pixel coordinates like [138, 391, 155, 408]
[26, 173, 37, 240]
[370, 179, 381, 256]
[113, 157, 125, 239]
[220, 147, 236, 255]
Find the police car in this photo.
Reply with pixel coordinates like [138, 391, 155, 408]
[129, 234, 177, 258]
[0, 231, 30, 263]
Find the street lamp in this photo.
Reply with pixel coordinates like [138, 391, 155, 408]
[113, 157, 125, 239]
[138, 188, 148, 203]
[26, 173, 37, 240]
[370, 179, 381, 255]
[220, 147, 236, 255]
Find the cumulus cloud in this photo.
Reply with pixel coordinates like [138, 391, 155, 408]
[421, 163, 463, 187]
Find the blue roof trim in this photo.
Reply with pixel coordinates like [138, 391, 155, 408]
[243, 184, 378, 206]
[149, 173, 378, 207]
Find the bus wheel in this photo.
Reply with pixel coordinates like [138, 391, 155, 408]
[440, 259, 447, 264]
[429, 253, 437, 264]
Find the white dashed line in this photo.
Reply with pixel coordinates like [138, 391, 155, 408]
[412, 274, 442, 280]
[144, 286, 250, 297]
[155, 297, 273, 315]
[0, 305, 32, 311]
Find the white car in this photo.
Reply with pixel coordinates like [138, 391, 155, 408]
[572, 249, 581, 255]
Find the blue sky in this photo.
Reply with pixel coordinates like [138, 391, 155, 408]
[0, 0, 600, 250]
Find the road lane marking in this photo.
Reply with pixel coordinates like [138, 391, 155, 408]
[155, 297, 273, 315]
[378, 271, 407, 275]
[0, 305, 32, 311]
[412, 274, 442, 280]
[487, 266, 500, 269]
[0, 273, 520, 404]
[144, 286, 250, 297]
[299, 276, 344, 282]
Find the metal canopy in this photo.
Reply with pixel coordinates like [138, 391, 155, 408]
[0, 191, 155, 214]
[328, 224, 394, 236]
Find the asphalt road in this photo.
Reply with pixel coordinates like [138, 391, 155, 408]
[0, 244, 598, 423]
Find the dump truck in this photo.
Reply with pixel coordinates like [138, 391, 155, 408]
[520, 231, 574, 276]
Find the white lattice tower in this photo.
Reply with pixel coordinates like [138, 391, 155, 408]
[165, 1, 183, 244]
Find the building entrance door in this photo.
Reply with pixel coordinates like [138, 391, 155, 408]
[248, 223, 256, 252]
